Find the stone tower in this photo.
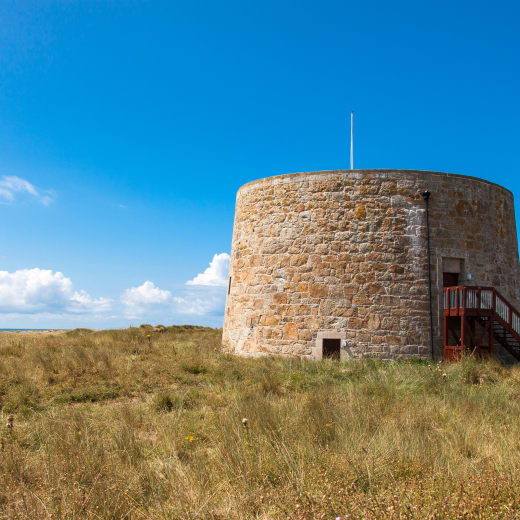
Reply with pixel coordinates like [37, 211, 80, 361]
[222, 170, 519, 360]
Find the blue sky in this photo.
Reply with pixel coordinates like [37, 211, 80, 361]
[1, 0, 519, 328]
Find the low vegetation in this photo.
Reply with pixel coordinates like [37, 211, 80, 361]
[1, 327, 520, 519]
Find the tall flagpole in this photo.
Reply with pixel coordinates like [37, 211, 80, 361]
[350, 111, 354, 170]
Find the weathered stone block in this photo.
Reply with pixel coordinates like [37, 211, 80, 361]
[283, 323, 299, 340]
[309, 283, 328, 298]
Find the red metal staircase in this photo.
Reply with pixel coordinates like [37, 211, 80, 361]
[443, 286, 520, 362]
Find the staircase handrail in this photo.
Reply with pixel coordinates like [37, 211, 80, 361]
[443, 285, 520, 340]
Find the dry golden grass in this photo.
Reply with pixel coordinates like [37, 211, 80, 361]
[1, 326, 520, 519]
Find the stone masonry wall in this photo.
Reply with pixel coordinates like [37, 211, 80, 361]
[222, 170, 519, 360]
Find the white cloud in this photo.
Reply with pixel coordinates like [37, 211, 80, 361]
[0, 176, 55, 206]
[120, 275, 227, 320]
[0, 257, 231, 325]
[121, 281, 172, 318]
[173, 288, 226, 316]
[68, 290, 112, 314]
[186, 253, 230, 287]
[0, 268, 110, 314]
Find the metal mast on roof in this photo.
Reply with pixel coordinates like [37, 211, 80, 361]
[350, 111, 354, 170]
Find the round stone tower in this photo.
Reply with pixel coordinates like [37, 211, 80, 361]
[222, 170, 519, 360]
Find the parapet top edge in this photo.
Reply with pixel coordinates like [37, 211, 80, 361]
[237, 169, 513, 196]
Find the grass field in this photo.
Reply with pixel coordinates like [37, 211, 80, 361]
[1, 326, 520, 519]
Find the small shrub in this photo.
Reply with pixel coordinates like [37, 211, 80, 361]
[458, 357, 502, 385]
[152, 392, 176, 412]
[139, 324, 153, 330]
[75, 388, 119, 403]
[261, 376, 284, 396]
[32, 349, 58, 375]
[153, 325, 167, 333]
[3, 380, 40, 415]
[152, 391, 194, 412]
[181, 361, 208, 375]
[65, 328, 94, 337]
[0, 342, 26, 357]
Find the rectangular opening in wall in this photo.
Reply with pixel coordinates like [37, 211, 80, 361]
[443, 272, 459, 287]
[322, 338, 341, 360]
[228, 276, 232, 295]
[443, 258, 463, 288]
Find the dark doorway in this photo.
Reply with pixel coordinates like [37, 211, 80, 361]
[443, 272, 459, 287]
[323, 338, 341, 360]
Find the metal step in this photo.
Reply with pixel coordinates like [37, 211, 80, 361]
[492, 328, 520, 360]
